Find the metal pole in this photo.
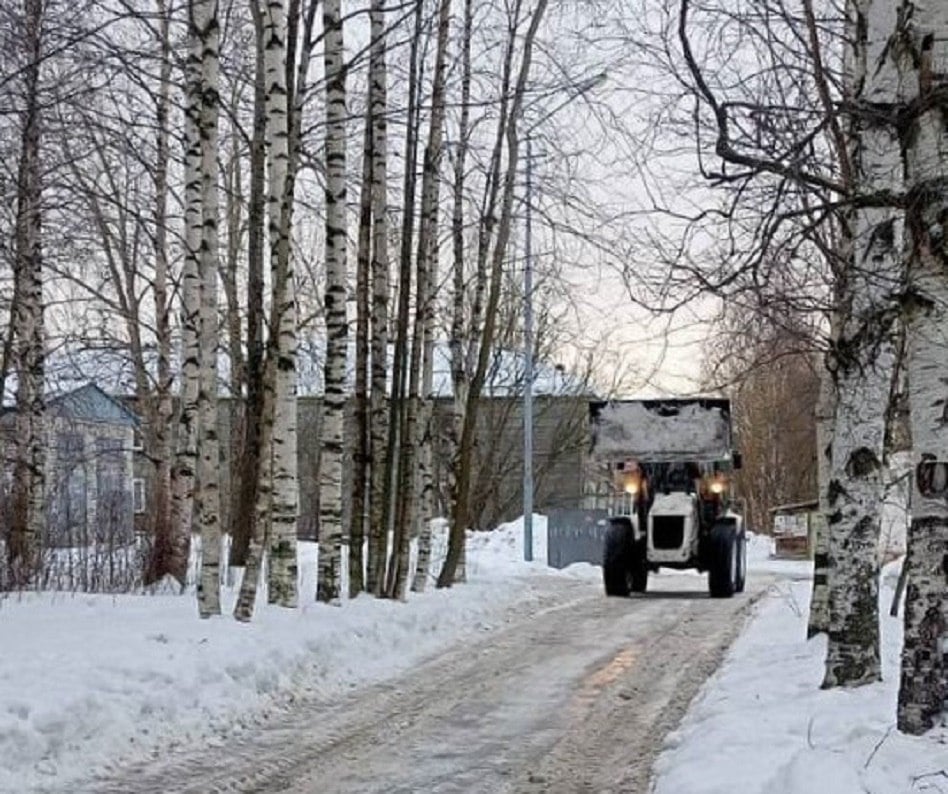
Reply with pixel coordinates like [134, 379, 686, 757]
[523, 136, 534, 562]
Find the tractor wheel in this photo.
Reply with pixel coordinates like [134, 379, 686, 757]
[708, 522, 738, 598]
[603, 518, 634, 597]
[735, 531, 747, 593]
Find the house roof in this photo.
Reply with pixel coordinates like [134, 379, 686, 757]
[46, 383, 139, 427]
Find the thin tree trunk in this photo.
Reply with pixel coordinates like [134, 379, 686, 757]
[221, 108, 245, 576]
[172, 3, 205, 586]
[446, 0, 473, 588]
[317, 0, 347, 604]
[440, 0, 548, 587]
[266, 0, 299, 608]
[366, 0, 391, 598]
[143, 0, 180, 587]
[8, 0, 45, 590]
[350, 107, 373, 598]
[194, 0, 223, 618]
[896, 0, 948, 735]
[388, 0, 453, 600]
[378, 0, 422, 597]
[231, 0, 268, 570]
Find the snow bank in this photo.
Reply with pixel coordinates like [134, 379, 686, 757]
[0, 519, 597, 793]
[651, 559, 948, 794]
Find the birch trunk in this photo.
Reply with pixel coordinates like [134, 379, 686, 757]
[8, 0, 45, 590]
[822, 0, 901, 687]
[410, 264, 438, 594]
[896, 0, 948, 735]
[388, 0, 453, 600]
[193, 0, 223, 618]
[143, 0, 181, 587]
[265, 0, 298, 609]
[378, 0, 422, 597]
[173, 5, 204, 581]
[366, 0, 391, 597]
[317, 0, 347, 603]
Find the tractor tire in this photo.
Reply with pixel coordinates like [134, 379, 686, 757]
[735, 531, 747, 593]
[708, 522, 738, 598]
[603, 518, 635, 597]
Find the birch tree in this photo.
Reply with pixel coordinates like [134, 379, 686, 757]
[386, 0, 453, 600]
[317, 0, 347, 604]
[235, 0, 309, 618]
[366, 0, 391, 597]
[374, 0, 422, 597]
[265, 0, 302, 609]
[172, 0, 206, 594]
[193, 0, 224, 618]
[8, 0, 46, 590]
[895, 0, 948, 735]
[821, 0, 902, 688]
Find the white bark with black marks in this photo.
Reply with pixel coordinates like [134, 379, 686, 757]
[389, 0, 452, 600]
[192, 0, 223, 618]
[265, 0, 298, 609]
[173, 0, 205, 590]
[821, 0, 901, 689]
[318, 0, 347, 604]
[896, 0, 948, 735]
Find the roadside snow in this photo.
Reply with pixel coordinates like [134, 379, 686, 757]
[0, 516, 598, 793]
[2, 526, 944, 794]
[651, 549, 948, 794]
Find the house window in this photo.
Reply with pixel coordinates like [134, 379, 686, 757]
[132, 427, 144, 452]
[133, 478, 146, 514]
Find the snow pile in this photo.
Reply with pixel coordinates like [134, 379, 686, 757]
[651, 559, 948, 794]
[591, 400, 732, 460]
[0, 520, 596, 793]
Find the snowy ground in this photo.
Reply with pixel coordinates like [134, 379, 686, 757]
[653, 545, 948, 794]
[0, 523, 944, 794]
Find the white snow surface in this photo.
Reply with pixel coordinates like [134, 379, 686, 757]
[653, 548, 948, 794]
[0, 527, 944, 793]
[592, 400, 732, 460]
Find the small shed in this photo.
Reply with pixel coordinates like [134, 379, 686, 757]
[770, 500, 820, 558]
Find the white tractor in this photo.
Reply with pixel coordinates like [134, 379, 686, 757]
[591, 398, 746, 598]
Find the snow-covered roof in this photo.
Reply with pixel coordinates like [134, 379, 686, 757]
[1, 382, 139, 427]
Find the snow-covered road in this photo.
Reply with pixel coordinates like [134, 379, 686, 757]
[85, 572, 765, 794]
